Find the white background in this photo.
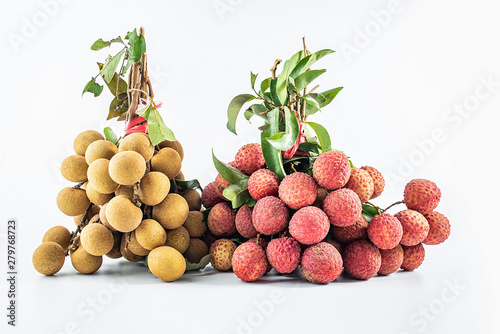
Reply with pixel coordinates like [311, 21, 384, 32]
[1, 0, 499, 333]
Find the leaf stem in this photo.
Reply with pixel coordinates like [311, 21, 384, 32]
[382, 200, 405, 212]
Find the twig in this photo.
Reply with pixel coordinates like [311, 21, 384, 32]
[270, 59, 282, 79]
[382, 200, 405, 212]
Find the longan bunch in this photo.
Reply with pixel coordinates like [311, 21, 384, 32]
[33, 130, 209, 282]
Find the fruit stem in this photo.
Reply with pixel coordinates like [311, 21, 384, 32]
[72, 181, 86, 189]
[366, 201, 383, 215]
[133, 182, 141, 206]
[382, 200, 405, 213]
[270, 59, 282, 80]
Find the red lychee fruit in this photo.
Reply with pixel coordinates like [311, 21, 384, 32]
[210, 238, 237, 272]
[248, 169, 279, 200]
[289, 206, 329, 245]
[344, 168, 374, 203]
[235, 204, 257, 239]
[232, 241, 268, 282]
[300, 242, 343, 284]
[322, 188, 362, 227]
[330, 214, 368, 244]
[252, 196, 290, 235]
[248, 237, 272, 273]
[394, 210, 430, 246]
[367, 213, 403, 250]
[404, 179, 441, 215]
[401, 244, 425, 271]
[201, 181, 225, 209]
[235, 143, 265, 175]
[312, 151, 351, 190]
[423, 211, 451, 245]
[266, 237, 301, 274]
[324, 239, 343, 254]
[278, 172, 317, 210]
[343, 240, 381, 280]
[360, 166, 385, 199]
[313, 187, 329, 208]
[215, 161, 238, 197]
[378, 244, 404, 275]
[207, 202, 236, 236]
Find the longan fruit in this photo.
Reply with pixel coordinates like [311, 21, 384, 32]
[85, 140, 118, 165]
[74, 204, 100, 226]
[74, 130, 104, 156]
[61, 155, 88, 182]
[119, 133, 154, 162]
[86, 184, 114, 205]
[175, 171, 185, 181]
[152, 193, 189, 229]
[109, 151, 146, 185]
[70, 246, 102, 274]
[106, 195, 142, 232]
[158, 140, 184, 161]
[115, 185, 134, 201]
[147, 246, 186, 282]
[165, 226, 190, 253]
[150, 148, 182, 179]
[183, 211, 206, 238]
[106, 232, 123, 259]
[99, 203, 116, 232]
[127, 231, 150, 256]
[135, 219, 167, 250]
[138, 172, 170, 206]
[57, 187, 90, 216]
[87, 159, 118, 194]
[120, 233, 144, 262]
[183, 238, 209, 264]
[88, 214, 100, 225]
[80, 223, 114, 256]
[182, 189, 202, 211]
[42, 226, 71, 250]
[32, 242, 65, 275]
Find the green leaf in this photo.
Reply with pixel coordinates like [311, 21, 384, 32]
[290, 55, 311, 79]
[230, 189, 250, 209]
[101, 48, 125, 84]
[259, 77, 271, 95]
[244, 104, 268, 121]
[126, 29, 147, 63]
[91, 36, 124, 50]
[269, 78, 281, 106]
[275, 50, 306, 104]
[227, 94, 256, 135]
[294, 69, 326, 92]
[185, 254, 211, 271]
[266, 107, 300, 151]
[250, 72, 258, 90]
[298, 142, 320, 155]
[82, 77, 103, 97]
[103, 127, 118, 144]
[97, 62, 127, 96]
[309, 87, 343, 108]
[223, 179, 250, 209]
[304, 95, 321, 115]
[246, 197, 257, 207]
[146, 108, 176, 145]
[301, 49, 334, 74]
[212, 151, 249, 183]
[107, 93, 128, 120]
[175, 179, 202, 191]
[305, 122, 331, 152]
[362, 203, 380, 222]
[261, 109, 286, 180]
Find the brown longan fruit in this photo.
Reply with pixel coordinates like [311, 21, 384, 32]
[127, 232, 150, 256]
[74, 204, 100, 226]
[150, 148, 182, 179]
[42, 226, 71, 250]
[120, 233, 144, 262]
[109, 151, 146, 185]
[87, 159, 118, 194]
[115, 185, 134, 201]
[74, 130, 104, 156]
[182, 189, 202, 211]
[152, 193, 189, 229]
[135, 219, 167, 250]
[183, 211, 206, 238]
[138, 172, 170, 206]
[80, 223, 114, 256]
[158, 140, 184, 161]
[119, 133, 154, 162]
[147, 246, 186, 282]
[33, 242, 65, 275]
[85, 140, 118, 165]
[57, 187, 90, 216]
[106, 232, 123, 259]
[86, 184, 114, 205]
[164, 226, 190, 253]
[61, 155, 88, 182]
[183, 238, 209, 264]
[106, 195, 142, 232]
[70, 246, 102, 274]
[175, 171, 185, 181]
[99, 203, 116, 232]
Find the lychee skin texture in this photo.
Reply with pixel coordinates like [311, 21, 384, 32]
[367, 214, 403, 250]
[232, 241, 268, 282]
[201, 181, 225, 209]
[322, 189, 362, 227]
[252, 196, 290, 235]
[235, 143, 265, 175]
[344, 168, 374, 203]
[360, 166, 385, 199]
[395, 210, 430, 246]
[404, 179, 441, 215]
[313, 151, 351, 190]
[324, 239, 343, 254]
[301, 242, 343, 284]
[289, 206, 329, 245]
[278, 172, 317, 210]
[248, 169, 279, 200]
[330, 214, 368, 244]
[248, 238, 272, 273]
[266, 237, 301, 274]
[209, 238, 237, 272]
[343, 240, 381, 280]
[423, 211, 451, 245]
[207, 202, 236, 237]
[215, 161, 238, 197]
[378, 244, 404, 275]
[401, 244, 425, 271]
[235, 204, 257, 239]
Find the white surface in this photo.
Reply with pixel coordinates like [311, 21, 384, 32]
[1, 0, 499, 333]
